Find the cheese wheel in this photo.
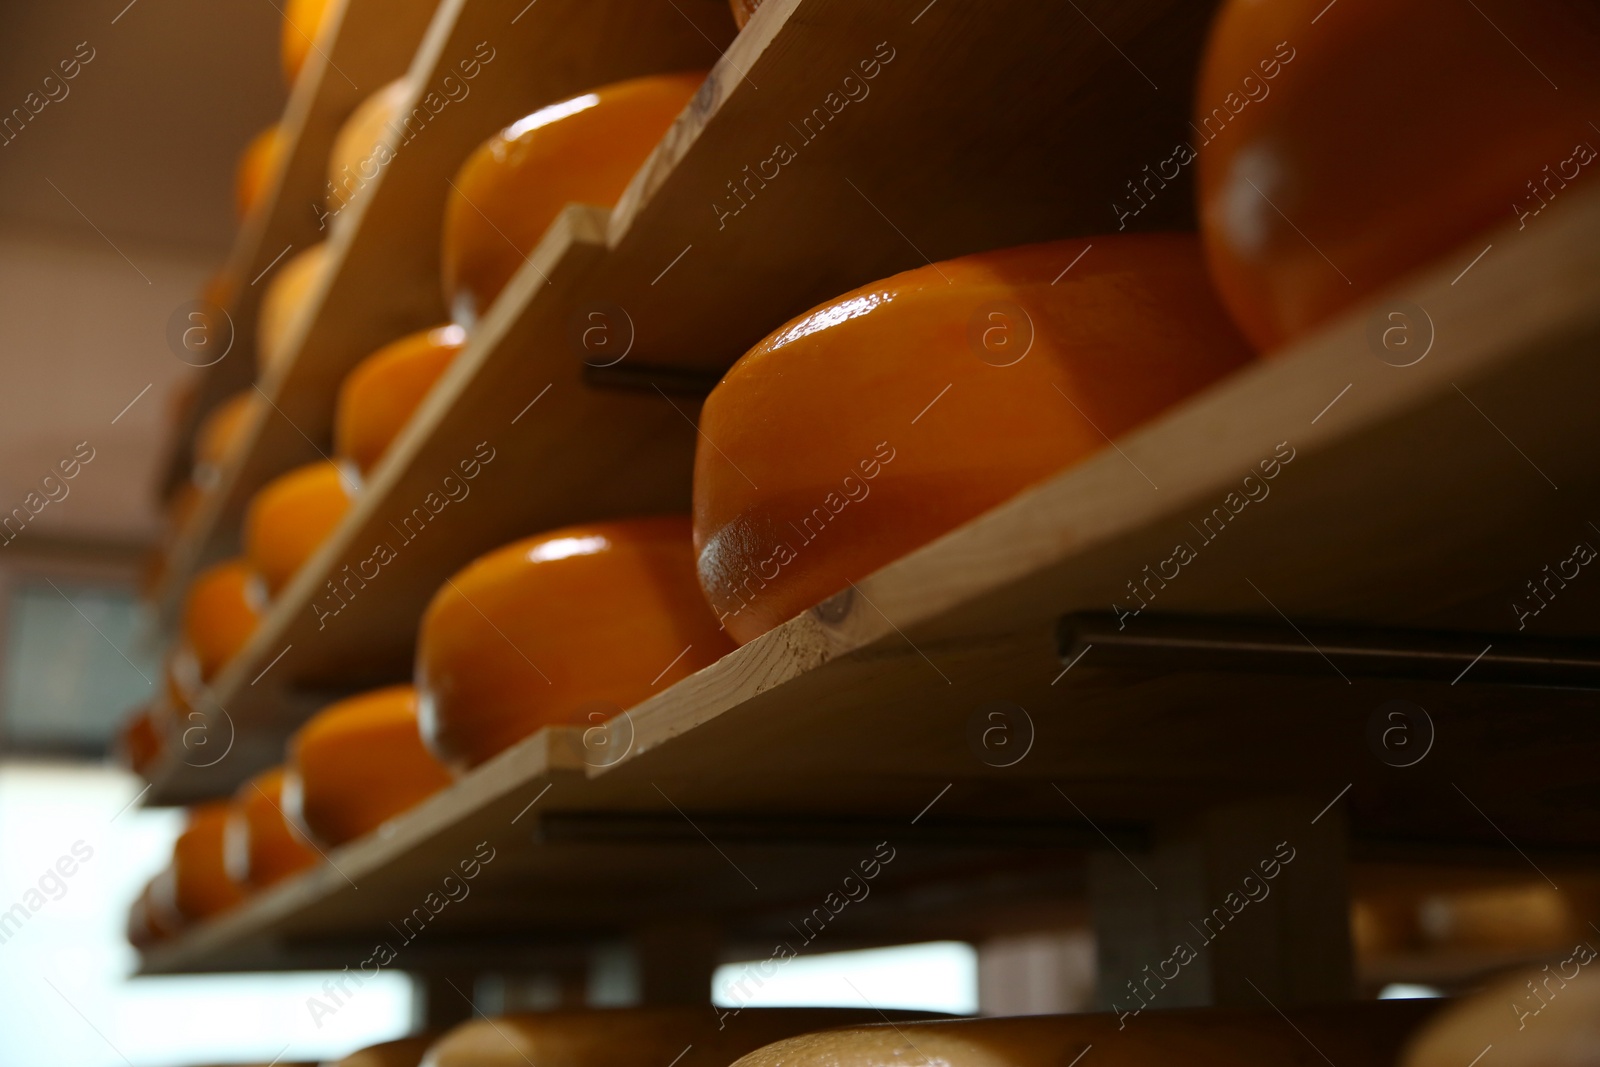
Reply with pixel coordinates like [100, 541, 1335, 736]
[167, 802, 248, 921]
[335, 325, 466, 474]
[281, 0, 337, 86]
[180, 558, 268, 684]
[226, 766, 319, 888]
[331, 1035, 437, 1067]
[236, 124, 285, 220]
[285, 685, 453, 847]
[1403, 961, 1600, 1067]
[193, 391, 257, 490]
[729, 0, 762, 27]
[441, 72, 705, 326]
[116, 703, 166, 778]
[327, 78, 411, 217]
[244, 460, 357, 595]
[416, 517, 735, 769]
[730, 1004, 1438, 1067]
[423, 1008, 938, 1067]
[1195, 0, 1600, 353]
[693, 234, 1255, 644]
[258, 243, 331, 373]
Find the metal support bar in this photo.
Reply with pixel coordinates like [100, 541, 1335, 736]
[1059, 613, 1600, 688]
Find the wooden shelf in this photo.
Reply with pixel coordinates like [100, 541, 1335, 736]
[157, 0, 440, 525]
[152, 0, 738, 625]
[142, 177, 1600, 970]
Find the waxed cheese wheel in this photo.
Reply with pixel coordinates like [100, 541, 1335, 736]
[258, 243, 331, 373]
[193, 391, 257, 490]
[441, 72, 704, 326]
[226, 766, 319, 888]
[244, 460, 356, 595]
[335, 325, 465, 474]
[116, 703, 166, 779]
[236, 125, 285, 220]
[1195, 0, 1600, 352]
[730, 1003, 1439, 1067]
[423, 1008, 937, 1067]
[281, 0, 336, 86]
[1402, 961, 1600, 1067]
[416, 517, 735, 769]
[326, 78, 411, 219]
[179, 557, 267, 684]
[285, 685, 454, 847]
[692, 233, 1255, 645]
[164, 802, 247, 921]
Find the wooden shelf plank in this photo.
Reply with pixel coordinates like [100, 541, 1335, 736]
[140, 185, 1600, 971]
[153, 0, 738, 625]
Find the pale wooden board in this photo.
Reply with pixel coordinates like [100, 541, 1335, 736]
[597, 0, 1219, 372]
[139, 189, 1600, 972]
[156, 0, 442, 505]
[154, 0, 738, 625]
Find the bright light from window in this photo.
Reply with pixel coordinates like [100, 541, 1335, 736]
[1378, 982, 1444, 1000]
[713, 941, 978, 1015]
[0, 761, 413, 1067]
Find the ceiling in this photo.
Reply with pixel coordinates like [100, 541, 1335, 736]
[0, 0, 286, 548]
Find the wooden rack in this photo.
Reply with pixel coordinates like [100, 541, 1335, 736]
[143, 0, 1600, 1016]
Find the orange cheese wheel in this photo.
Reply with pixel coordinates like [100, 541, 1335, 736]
[116, 703, 166, 778]
[1403, 962, 1600, 1067]
[335, 325, 466, 474]
[281, 0, 337, 86]
[244, 460, 357, 595]
[235, 125, 285, 220]
[416, 517, 735, 769]
[693, 234, 1255, 644]
[424, 1009, 938, 1067]
[180, 558, 268, 684]
[327, 78, 411, 216]
[192, 391, 257, 490]
[1195, 0, 1600, 353]
[441, 72, 705, 326]
[730, 0, 762, 27]
[286, 685, 453, 847]
[258, 243, 331, 374]
[333, 1036, 437, 1067]
[168, 802, 248, 921]
[730, 1005, 1437, 1067]
[226, 766, 319, 888]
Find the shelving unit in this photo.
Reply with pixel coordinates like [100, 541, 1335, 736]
[143, 0, 1600, 1031]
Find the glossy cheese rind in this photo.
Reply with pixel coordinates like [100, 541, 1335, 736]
[328, 78, 412, 217]
[281, 0, 336, 86]
[193, 391, 257, 490]
[235, 125, 284, 220]
[226, 766, 319, 888]
[168, 801, 247, 921]
[335, 325, 466, 474]
[244, 460, 357, 595]
[258, 243, 331, 373]
[416, 516, 734, 769]
[286, 685, 453, 847]
[441, 72, 705, 326]
[180, 558, 268, 684]
[1194, 0, 1600, 352]
[692, 234, 1255, 644]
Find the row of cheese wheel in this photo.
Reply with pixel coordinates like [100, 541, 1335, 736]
[143, 978, 1598, 1067]
[136, 0, 1600, 813]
